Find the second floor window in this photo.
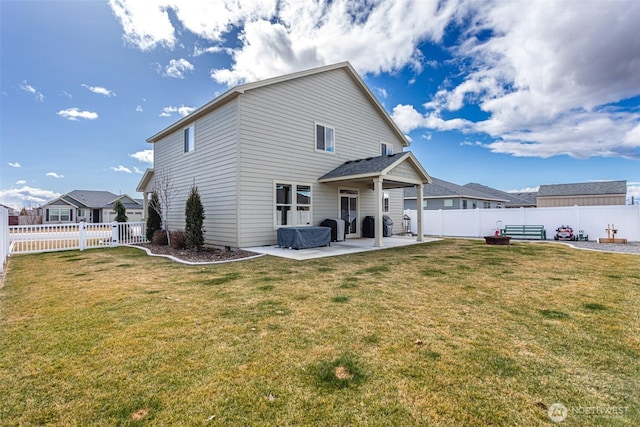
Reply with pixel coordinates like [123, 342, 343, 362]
[184, 125, 195, 153]
[316, 123, 335, 153]
[381, 142, 393, 155]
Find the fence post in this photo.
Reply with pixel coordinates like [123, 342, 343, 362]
[79, 221, 86, 251]
[111, 222, 119, 246]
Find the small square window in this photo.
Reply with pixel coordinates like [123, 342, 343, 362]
[444, 199, 453, 207]
[381, 142, 393, 155]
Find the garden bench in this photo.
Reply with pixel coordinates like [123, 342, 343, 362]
[500, 225, 547, 240]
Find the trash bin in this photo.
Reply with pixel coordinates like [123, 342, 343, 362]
[363, 216, 375, 238]
[383, 215, 393, 237]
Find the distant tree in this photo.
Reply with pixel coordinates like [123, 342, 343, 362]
[113, 200, 128, 222]
[113, 200, 129, 242]
[184, 183, 205, 250]
[150, 168, 177, 246]
[146, 192, 162, 241]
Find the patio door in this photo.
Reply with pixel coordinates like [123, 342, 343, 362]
[339, 189, 358, 238]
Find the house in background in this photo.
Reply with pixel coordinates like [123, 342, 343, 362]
[42, 190, 143, 224]
[462, 183, 537, 208]
[536, 180, 627, 207]
[137, 62, 431, 248]
[404, 177, 508, 210]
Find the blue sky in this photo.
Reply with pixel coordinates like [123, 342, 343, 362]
[1, 0, 639, 209]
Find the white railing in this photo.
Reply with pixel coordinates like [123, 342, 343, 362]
[405, 204, 640, 241]
[1, 207, 9, 272]
[8, 221, 148, 255]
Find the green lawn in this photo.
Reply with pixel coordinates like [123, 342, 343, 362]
[1, 240, 638, 426]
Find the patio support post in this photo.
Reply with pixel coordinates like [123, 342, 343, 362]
[417, 183, 424, 242]
[374, 176, 384, 247]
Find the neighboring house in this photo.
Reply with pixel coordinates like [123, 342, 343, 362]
[137, 62, 431, 248]
[536, 180, 627, 207]
[463, 183, 537, 208]
[42, 190, 143, 224]
[404, 177, 508, 210]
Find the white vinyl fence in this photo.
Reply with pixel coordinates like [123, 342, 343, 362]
[1, 207, 9, 273]
[8, 222, 148, 255]
[404, 205, 640, 241]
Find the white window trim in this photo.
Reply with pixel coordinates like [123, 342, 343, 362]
[383, 192, 390, 213]
[184, 124, 195, 154]
[314, 122, 335, 154]
[381, 142, 393, 155]
[273, 180, 313, 228]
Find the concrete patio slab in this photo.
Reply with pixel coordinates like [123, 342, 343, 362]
[244, 236, 441, 260]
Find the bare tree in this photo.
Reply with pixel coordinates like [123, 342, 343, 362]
[149, 168, 177, 246]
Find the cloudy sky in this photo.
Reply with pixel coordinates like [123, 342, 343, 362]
[1, 0, 639, 209]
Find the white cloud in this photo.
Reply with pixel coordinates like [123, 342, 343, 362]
[8, 162, 21, 168]
[57, 108, 98, 121]
[82, 84, 116, 97]
[413, 0, 640, 159]
[46, 172, 64, 179]
[111, 165, 132, 173]
[163, 58, 195, 78]
[507, 186, 540, 193]
[109, 0, 458, 85]
[136, 105, 143, 112]
[159, 105, 195, 117]
[15, 180, 27, 185]
[0, 186, 61, 209]
[108, 0, 178, 50]
[61, 90, 73, 99]
[19, 80, 45, 101]
[134, 166, 144, 174]
[129, 149, 153, 163]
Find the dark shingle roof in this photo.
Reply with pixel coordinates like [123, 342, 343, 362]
[404, 177, 509, 201]
[319, 152, 409, 180]
[52, 190, 143, 209]
[463, 182, 537, 207]
[537, 180, 626, 197]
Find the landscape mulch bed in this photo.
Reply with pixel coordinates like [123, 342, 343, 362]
[135, 243, 259, 263]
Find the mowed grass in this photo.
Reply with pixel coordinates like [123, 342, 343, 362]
[1, 240, 638, 426]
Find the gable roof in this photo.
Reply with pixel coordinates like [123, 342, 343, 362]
[404, 177, 509, 202]
[44, 190, 143, 209]
[318, 152, 430, 186]
[537, 180, 627, 197]
[147, 62, 409, 146]
[463, 182, 537, 207]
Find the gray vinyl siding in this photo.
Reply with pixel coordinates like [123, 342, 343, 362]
[152, 101, 239, 247]
[236, 67, 406, 247]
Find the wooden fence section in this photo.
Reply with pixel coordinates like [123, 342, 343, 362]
[8, 222, 148, 255]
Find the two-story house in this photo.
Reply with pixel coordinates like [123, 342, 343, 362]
[137, 62, 431, 249]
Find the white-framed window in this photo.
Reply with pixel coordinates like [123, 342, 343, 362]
[184, 124, 195, 153]
[275, 182, 312, 227]
[381, 142, 393, 155]
[483, 201, 491, 209]
[78, 209, 85, 217]
[422, 199, 428, 209]
[444, 199, 453, 208]
[315, 123, 335, 153]
[383, 192, 390, 213]
[49, 208, 71, 222]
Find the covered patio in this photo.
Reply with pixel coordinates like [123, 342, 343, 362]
[244, 235, 441, 260]
[318, 151, 431, 248]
